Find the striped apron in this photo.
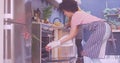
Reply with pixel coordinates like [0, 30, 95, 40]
[82, 21, 111, 58]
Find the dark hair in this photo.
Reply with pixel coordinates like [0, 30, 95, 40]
[59, 0, 78, 13]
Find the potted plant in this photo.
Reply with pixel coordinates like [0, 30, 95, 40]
[42, 6, 52, 23]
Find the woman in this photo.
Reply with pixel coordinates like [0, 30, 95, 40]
[45, 0, 111, 63]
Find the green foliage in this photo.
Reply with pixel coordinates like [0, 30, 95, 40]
[42, 6, 52, 20]
[103, 8, 120, 26]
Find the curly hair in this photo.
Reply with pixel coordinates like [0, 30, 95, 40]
[59, 0, 78, 13]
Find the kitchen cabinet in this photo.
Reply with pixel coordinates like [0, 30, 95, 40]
[106, 30, 120, 55]
[32, 22, 76, 63]
[32, 22, 54, 63]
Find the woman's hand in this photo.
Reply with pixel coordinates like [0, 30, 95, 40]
[45, 40, 61, 51]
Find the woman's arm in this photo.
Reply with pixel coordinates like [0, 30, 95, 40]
[60, 25, 79, 44]
[45, 25, 79, 51]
